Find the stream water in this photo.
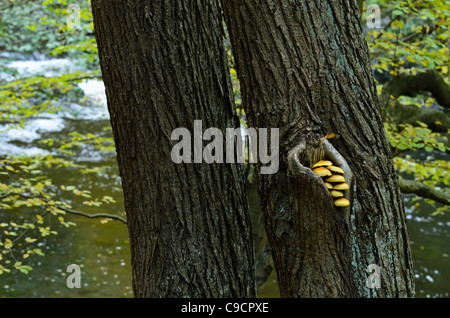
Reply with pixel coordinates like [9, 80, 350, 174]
[0, 57, 448, 298]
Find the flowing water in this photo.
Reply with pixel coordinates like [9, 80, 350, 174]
[0, 117, 133, 297]
[0, 57, 448, 298]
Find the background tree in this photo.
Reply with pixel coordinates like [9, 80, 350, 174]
[222, 0, 415, 297]
[91, 0, 256, 297]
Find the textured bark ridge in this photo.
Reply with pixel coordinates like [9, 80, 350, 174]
[222, 0, 415, 297]
[92, 0, 256, 297]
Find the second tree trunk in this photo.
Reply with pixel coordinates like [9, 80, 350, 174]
[222, 0, 415, 297]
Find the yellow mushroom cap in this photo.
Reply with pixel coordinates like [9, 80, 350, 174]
[327, 166, 344, 174]
[313, 167, 332, 177]
[334, 198, 350, 207]
[334, 182, 350, 190]
[330, 190, 344, 197]
[312, 160, 332, 168]
[324, 182, 333, 189]
[326, 174, 346, 183]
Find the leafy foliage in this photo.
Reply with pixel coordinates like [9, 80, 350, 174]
[363, 0, 449, 214]
[385, 121, 449, 153]
[0, 0, 98, 64]
[0, 0, 119, 275]
[364, 0, 449, 77]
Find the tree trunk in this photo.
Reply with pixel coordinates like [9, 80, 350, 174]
[222, 0, 415, 297]
[92, 0, 256, 297]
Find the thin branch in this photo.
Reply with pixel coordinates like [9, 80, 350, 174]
[0, 193, 10, 199]
[376, 16, 400, 39]
[400, 31, 421, 42]
[12, 209, 51, 244]
[54, 205, 127, 224]
[1, 192, 127, 224]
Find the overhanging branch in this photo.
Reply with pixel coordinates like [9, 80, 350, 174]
[381, 69, 450, 109]
[398, 178, 450, 206]
[380, 69, 450, 132]
[53, 205, 127, 224]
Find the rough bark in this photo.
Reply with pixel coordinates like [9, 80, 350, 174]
[247, 166, 274, 288]
[92, 0, 256, 297]
[222, 0, 415, 297]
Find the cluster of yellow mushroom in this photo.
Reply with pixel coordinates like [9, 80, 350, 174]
[312, 160, 350, 207]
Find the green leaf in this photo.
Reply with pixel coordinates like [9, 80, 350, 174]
[33, 249, 45, 256]
[416, 121, 428, 128]
[437, 144, 446, 152]
[4, 239, 13, 249]
[396, 142, 409, 150]
[5, 166, 15, 172]
[25, 237, 37, 243]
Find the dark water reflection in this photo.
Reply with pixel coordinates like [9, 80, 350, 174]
[1, 214, 132, 297]
[405, 197, 450, 298]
